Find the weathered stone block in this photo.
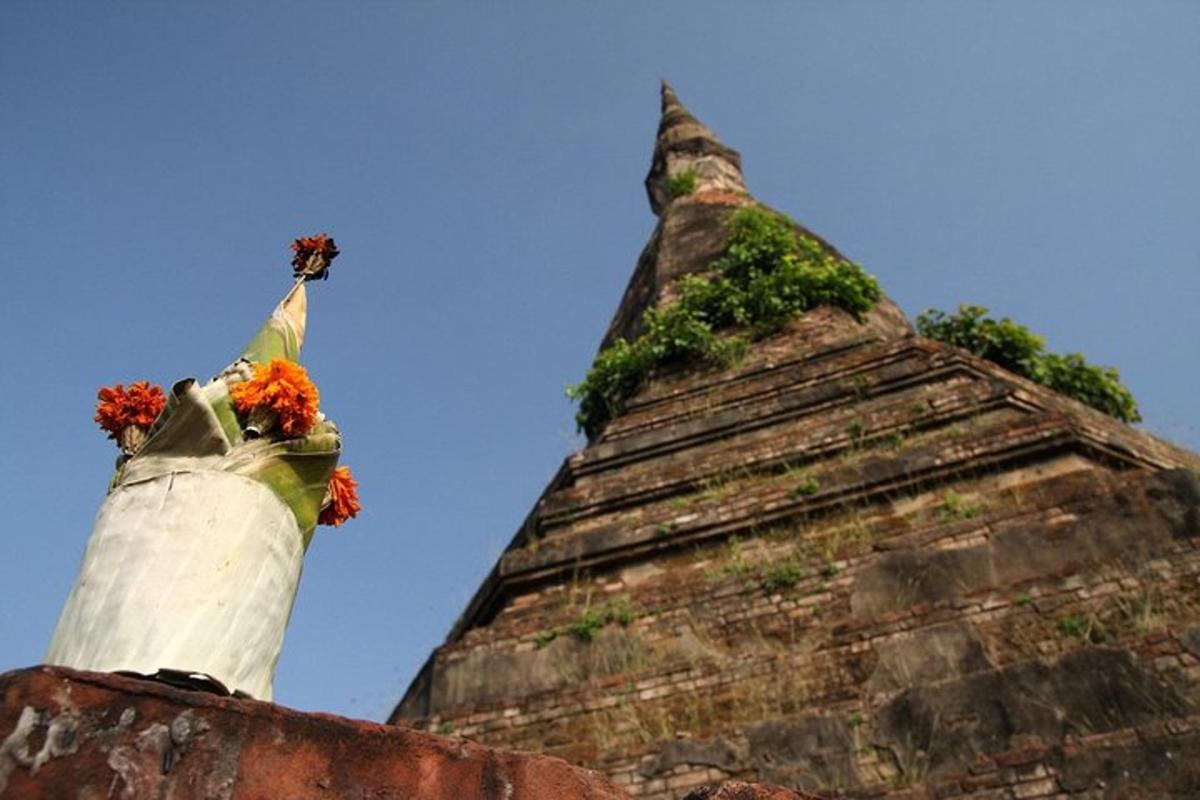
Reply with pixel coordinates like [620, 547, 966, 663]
[872, 648, 1191, 778]
[866, 622, 992, 697]
[0, 666, 628, 800]
[746, 715, 860, 791]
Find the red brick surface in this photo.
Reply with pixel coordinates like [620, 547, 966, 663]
[0, 666, 628, 800]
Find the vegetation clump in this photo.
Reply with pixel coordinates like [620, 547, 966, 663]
[819, 561, 841, 579]
[534, 597, 636, 647]
[667, 168, 698, 197]
[566, 597, 634, 642]
[916, 305, 1140, 423]
[568, 207, 882, 437]
[760, 559, 805, 593]
[937, 490, 983, 522]
[1058, 613, 1106, 643]
[790, 476, 820, 499]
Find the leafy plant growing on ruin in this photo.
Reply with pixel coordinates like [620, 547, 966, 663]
[567, 609, 607, 642]
[760, 559, 805, 593]
[536, 597, 637, 646]
[668, 168, 698, 197]
[916, 305, 1140, 423]
[937, 490, 983, 522]
[568, 207, 882, 437]
[1058, 613, 1106, 644]
[790, 476, 820, 499]
[605, 596, 635, 627]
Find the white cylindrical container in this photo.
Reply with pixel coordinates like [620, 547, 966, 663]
[46, 470, 304, 700]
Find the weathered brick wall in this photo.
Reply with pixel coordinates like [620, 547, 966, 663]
[392, 86, 1200, 799]
[394, 319, 1200, 799]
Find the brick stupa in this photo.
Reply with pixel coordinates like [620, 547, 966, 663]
[391, 85, 1200, 798]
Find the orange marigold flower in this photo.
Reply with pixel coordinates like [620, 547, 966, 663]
[319, 465, 361, 527]
[228, 358, 320, 438]
[94, 381, 166, 438]
[290, 233, 339, 280]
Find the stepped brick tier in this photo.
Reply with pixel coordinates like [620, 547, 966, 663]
[391, 85, 1200, 799]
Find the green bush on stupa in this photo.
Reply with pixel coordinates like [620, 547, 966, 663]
[568, 206, 882, 437]
[917, 304, 1141, 423]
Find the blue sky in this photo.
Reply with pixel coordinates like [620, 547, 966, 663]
[2, 2, 1197, 721]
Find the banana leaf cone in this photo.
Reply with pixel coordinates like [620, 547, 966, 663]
[46, 281, 342, 700]
[241, 279, 307, 363]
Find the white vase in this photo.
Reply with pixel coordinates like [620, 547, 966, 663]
[45, 469, 304, 700]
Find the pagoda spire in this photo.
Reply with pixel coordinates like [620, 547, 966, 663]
[645, 81, 748, 215]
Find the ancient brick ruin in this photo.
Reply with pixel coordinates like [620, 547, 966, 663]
[4, 86, 1198, 800]
[391, 85, 1200, 798]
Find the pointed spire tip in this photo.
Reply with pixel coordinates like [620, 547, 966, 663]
[660, 80, 680, 113]
[645, 81, 747, 216]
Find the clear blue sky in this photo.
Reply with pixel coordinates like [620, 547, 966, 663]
[2, 2, 1197, 721]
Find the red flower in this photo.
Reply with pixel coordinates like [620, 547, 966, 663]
[319, 465, 361, 527]
[290, 233, 339, 280]
[94, 381, 166, 439]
